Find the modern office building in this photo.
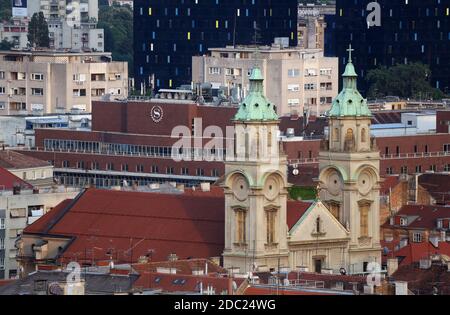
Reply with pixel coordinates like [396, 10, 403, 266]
[133, 0, 298, 90]
[192, 45, 338, 116]
[0, 50, 128, 115]
[327, 0, 450, 94]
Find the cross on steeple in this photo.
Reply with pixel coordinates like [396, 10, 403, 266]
[347, 44, 354, 63]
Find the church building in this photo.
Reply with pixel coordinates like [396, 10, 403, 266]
[222, 46, 382, 275]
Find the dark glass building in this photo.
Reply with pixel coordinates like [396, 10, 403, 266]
[327, 0, 450, 94]
[134, 0, 298, 90]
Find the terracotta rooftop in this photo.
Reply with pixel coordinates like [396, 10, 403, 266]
[418, 173, 450, 205]
[384, 242, 450, 266]
[380, 175, 401, 196]
[392, 264, 450, 295]
[132, 258, 227, 276]
[0, 150, 51, 169]
[0, 166, 33, 191]
[133, 271, 239, 294]
[25, 188, 226, 264]
[24, 187, 317, 266]
[381, 204, 450, 230]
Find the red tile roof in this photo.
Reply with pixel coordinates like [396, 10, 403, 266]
[133, 271, 235, 294]
[381, 204, 450, 230]
[26, 188, 226, 264]
[243, 286, 336, 295]
[418, 173, 450, 205]
[132, 258, 226, 276]
[287, 201, 313, 230]
[25, 199, 74, 234]
[380, 176, 400, 196]
[391, 264, 450, 295]
[0, 150, 51, 169]
[0, 167, 33, 191]
[25, 187, 316, 265]
[388, 242, 450, 266]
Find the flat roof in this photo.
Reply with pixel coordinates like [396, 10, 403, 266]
[0, 50, 112, 57]
[208, 46, 323, 54]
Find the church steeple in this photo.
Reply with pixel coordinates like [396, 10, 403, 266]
[329, 45, 372, 117]
[234, 68, 278, 121]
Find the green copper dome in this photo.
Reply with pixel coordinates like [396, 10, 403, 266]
[328, 45, 372, 118]
[234, 68, 279, 122]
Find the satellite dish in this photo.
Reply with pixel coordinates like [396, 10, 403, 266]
[292, 169, 299, 176]
[340, 268, 347, 275]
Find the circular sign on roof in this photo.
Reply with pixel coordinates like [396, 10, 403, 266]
[150, 105, 163, 123]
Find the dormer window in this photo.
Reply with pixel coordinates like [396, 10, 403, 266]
[400, 217, 407, 226]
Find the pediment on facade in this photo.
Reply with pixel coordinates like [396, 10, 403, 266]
[289, 201, 350, 244]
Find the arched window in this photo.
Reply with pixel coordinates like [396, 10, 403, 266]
[345, 128, 354, 141]
[333, 128, 339, 142]
[361, 128, 367, 143]
[344, 128, 355, 151]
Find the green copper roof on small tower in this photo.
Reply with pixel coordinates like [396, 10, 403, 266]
[328, 44, 372, 117]
[233, 68, 279, 122]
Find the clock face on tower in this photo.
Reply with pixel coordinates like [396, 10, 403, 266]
[327, 171, 343, 196]
[358, 171, 373, 195]
[232, 175, 249, 201]
[264, 176, 280, 200]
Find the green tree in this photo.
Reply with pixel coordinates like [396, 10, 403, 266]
[0, 38, 13, 50]
[366, 62, 446, 100]
[0, 0, 12, 22]
[27, 12, 50, 48]
[98, 4, 133, 74]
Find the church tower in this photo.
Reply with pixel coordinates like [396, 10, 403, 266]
[222, 68, 289, 273]
[318, 46, 381, 273]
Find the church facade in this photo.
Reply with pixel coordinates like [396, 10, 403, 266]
[222, 47, 381, 275]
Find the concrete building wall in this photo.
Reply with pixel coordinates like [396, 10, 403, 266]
[0, 52, 128, 115]
[0, 188, 80, 279]
[193, 48, 338, 116]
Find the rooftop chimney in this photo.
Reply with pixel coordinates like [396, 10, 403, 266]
[395, 281, 408, 295]
[387, 258, 399, 276]
[200, 182, 211, 192]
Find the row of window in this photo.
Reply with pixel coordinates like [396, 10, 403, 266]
[59, 159, 220, 177]
[384, 143, 450, 156]
[44, 139, 226, 158]
[386, 164, 450, 175]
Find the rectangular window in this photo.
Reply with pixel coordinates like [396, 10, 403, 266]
[209, 67, 221, 75]
[31, 88, 44, 96]
[288, 69, 300, 77]
[31, 73, 44, 81]
[266, 210, 276, 244]
[287, 84, 300, 92]
[359, 204, 369, 237]
[235, 210, 246, 244]
[413, 233, 423, 243]
[0, 218, 5, 229]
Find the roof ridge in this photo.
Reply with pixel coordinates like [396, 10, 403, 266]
[43, 189, 87, 234]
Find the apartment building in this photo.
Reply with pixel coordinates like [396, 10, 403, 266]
[3, 0, 104, 51]
[0, 50, 128, 115]
[192, 44, 338, 116]
[0, 167, 79, 279]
